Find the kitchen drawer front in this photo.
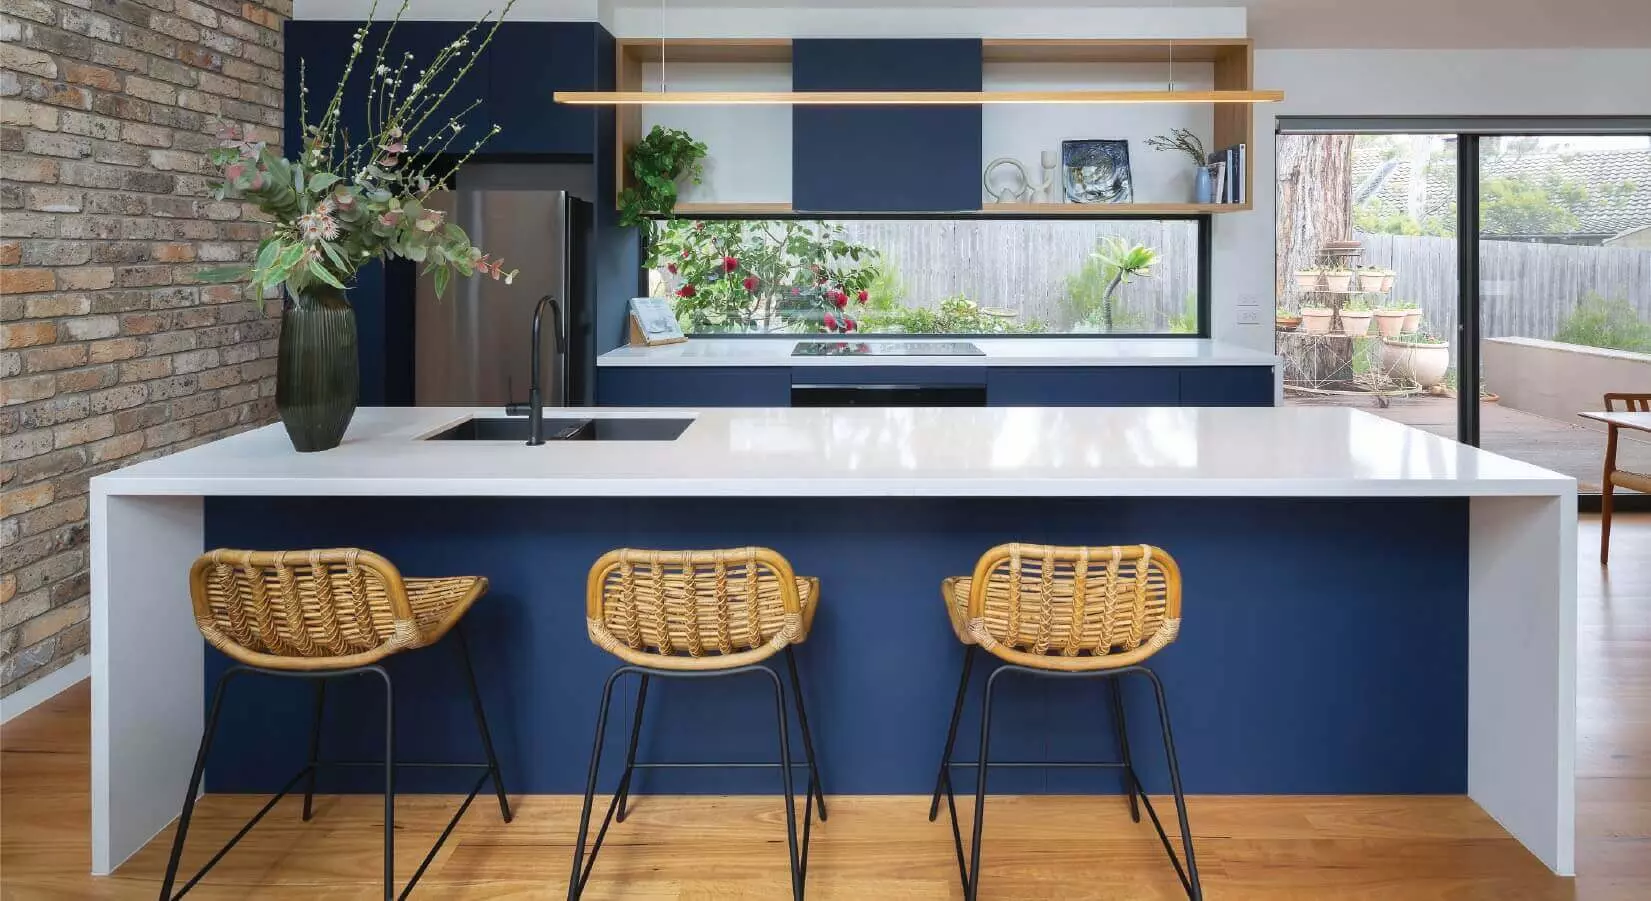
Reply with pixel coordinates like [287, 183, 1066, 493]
[596, 367, 791, 407]
[791, 366, 987, 387]
[1178, 366, 1276, 406]
[987, 367, 1182, 407]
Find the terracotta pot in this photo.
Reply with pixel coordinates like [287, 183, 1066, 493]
[1381, 338, 1451, 388]
[1401, 310, 1422, 333]
[1323, 272, 1353, 292]
[1338, 310, 1373, 336]
[1300, 308, 1333, 334]
[1275, 315, 1302, 331]
[1373, 310, 1406, 338]
[1294, 272, 1322, 291]
[1381, 273, 1396, 293]
[1357, 272, 1385, 292]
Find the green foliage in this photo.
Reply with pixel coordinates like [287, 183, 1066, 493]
[1479, 176, 1581, 236]
[1553, 294, 1651, 353]
[859, 295, 1046, 334]
[648, 219, 880, 333]
[203, 0, 516, 307]
[1062, 237, 1158, 332]
[617, 126, 709, 228]
[1168, 293, 1198, 334]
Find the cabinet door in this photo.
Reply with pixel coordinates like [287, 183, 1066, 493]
[285, 21, 373, 154]
[381, 21, 492, 148]
[987, 367, 1182, 407]
[487, 23, 599, 155]
[1178, 367, 1275, 406]
[597, 367, 792, 407]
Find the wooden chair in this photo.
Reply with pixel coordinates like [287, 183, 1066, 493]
[929, 543, 1201, 901]
[159, 549, 511, 901]
[571, 547, 826, 901]
[1602, 393, 1651, 564]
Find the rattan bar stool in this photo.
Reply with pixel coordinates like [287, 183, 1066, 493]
[927, 543, 1201, 901]
[157, 548, 512, 901]
[570, 547, 827, 901]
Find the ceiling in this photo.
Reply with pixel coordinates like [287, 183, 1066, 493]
[616, 1, 1651, 49]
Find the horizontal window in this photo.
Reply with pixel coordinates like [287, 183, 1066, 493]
[645, 217, 1206, 337]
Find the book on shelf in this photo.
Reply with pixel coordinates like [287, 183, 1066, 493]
[1207, 143, 1246, 204]
[1209, 161, 1226, 207]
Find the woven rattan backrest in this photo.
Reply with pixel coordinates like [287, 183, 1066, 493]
[1605, 392, 1651, 413]
[189, 548, 419, 670]
[586, 547, 805, 670]
[964, 543, 1182, 671]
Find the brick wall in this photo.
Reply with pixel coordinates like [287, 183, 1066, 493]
[1, 0, 288, 698]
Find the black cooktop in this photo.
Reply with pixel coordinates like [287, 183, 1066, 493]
[791, 341, 985, 357]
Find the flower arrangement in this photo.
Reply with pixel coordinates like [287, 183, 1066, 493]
[206, 0, 519, 304]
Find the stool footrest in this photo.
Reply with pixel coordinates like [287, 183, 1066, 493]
[317, 759, 494, 769]
[946, 760, 1130, 769]
[629, 761, 814, 769]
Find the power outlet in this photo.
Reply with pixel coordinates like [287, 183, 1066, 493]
[1236, 308, 1263, 325]
[1238, 293, 1263, 308]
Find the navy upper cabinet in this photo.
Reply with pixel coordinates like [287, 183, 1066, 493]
[285, 21, 373, 154]
[381, 21, 493, 146]
[486, 22, 599, 155]
[792, 39, 983, 213]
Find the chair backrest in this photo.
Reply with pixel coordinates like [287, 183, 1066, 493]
[586, 547, 805, 670]
[1605, 392, 1651, 413]
[963, 543, 1181, 671]
[189, 548, 418, 670]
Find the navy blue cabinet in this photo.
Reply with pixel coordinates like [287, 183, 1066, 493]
[1178, 367, 1275, 406]
[381, 22, 493, 141]
[486, 23, 599, 155]
[792, 40, 983, 212]
[597, 367, 792, 407]
[987, 367, 1182, 407]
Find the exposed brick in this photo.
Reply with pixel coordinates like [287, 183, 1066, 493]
[0, 374, 55, 406]
[61, 62, 121, 92]
[60, 315, 118, 341]
[1, 482, 55, 517]
[52, 416, 114, 449]
[0, 99, 61, 131]
[118, 356, 169, 382]
[21, 343, 87, 373]
[121, 121, 170, 147]
[0, 269, 56, 295]
[18, 394, 87, 428]
[0, 243, 19, 266]
[92, 141, 147, 166]
[121, 74, 174, 104]
[57, 111, 122, 140]
[0, 42, 58, 78]
[56, 268, 114, 290]
[2, 154, 59, 183]
[23, 186, 83, 213]
[53, 365, 116, 393]
[22, 79, 91, 110]
[152, 242, 195, 262]
[87, 336, 141, 363]
[24, 294, 90, 318]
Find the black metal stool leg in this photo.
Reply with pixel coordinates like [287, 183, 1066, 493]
[374, 666, 394, 901]
[762, 666, 805, 901]
[454, 623, 513, 823]
[301, 680, 326, 822]
[614, 674, 650, 823]
[569, 669, 624, 901]
[1108, 678, 1141, 823]
[928, 645, 975, 822]
[1143, 668, 1202, 901]
[963, 665, 1005, 901]
[157, 668, 238, 901]
[783, 647, 827, 822]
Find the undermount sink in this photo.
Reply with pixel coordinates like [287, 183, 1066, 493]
[424, 416, 693, 442]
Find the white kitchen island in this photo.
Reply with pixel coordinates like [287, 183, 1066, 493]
[90, 405, 1576, 876]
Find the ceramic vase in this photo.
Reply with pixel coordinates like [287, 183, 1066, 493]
[276, 285, 359, 452]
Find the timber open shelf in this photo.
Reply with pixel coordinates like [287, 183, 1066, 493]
[611, 37, 1270, 216]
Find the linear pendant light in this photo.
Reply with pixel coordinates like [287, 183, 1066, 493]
[553, 89, 1285, 105]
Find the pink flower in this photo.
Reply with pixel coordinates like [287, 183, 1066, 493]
[791, 287, 800, 295]
[828, 289, 847, 309]
[677, 283, 696, 298]
[823, 312, 838, 330]
[742, 275, 759, 293]
[857, 290, 868, 305]
[224, 163, 246, 181]
[722, 256, 738, 273]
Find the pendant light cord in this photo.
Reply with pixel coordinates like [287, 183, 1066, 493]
[658, 0, 668, 93]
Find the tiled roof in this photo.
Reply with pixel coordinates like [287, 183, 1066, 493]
[1352, 148, 1651, 238]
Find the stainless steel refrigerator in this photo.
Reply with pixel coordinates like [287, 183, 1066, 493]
[414, 188, 594, 408]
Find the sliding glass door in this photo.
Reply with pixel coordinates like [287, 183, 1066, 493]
[1277, 118, 1651, 499]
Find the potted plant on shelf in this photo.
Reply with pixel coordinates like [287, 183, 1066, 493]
[1381, 329, 1451, 389]
[1275, 307, 1302, 331]
[1145, 128, 1213, 204]
[1338, 299, 1373, 336]
[1395, 299, 1422, 334]
[1323, 266, 1354, 293]
[1294, 267, 1324, 291]
[618, 125, 709, 228]
[1299, 304, 1334, 334]
[204, 0, 519, 452]
[1372, 305, 1407, 338]
[1357, 266, 1390, 293]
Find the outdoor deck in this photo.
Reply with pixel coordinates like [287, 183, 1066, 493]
[1286, 394, 1651, 491]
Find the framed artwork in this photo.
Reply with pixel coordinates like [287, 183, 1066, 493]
[1062, 139, 1134, 204]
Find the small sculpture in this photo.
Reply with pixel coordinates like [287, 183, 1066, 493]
[983, 157, 1033, 204]
[1036, 150, 1057, 203]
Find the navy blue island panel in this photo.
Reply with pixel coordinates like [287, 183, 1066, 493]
[988, 366, 1273, 406]
[596, 366, 791, 406]
[792, 39, 983, 212]
[201, 495, 1467, 798]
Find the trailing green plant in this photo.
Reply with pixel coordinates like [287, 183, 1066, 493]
[1343, 298, 1371, 312]
[859, 294, 1045, 334]
[618, 126, 709, 228]
[202, 0, 518, 305]
[1553, 294, 1651, 353]
[1168, 293, 1198, 334]
[1145, 128, 1207, 168]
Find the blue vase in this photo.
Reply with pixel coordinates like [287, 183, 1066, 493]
[1193, 166, 1213, 204]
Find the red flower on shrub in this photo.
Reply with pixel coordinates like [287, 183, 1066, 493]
[824, 312, 838, 330]
[857, 290, 868, 305]
[844, 316, 857, 331]
[666, 262, 677, 275]
[722, 256, 739, 272]
[828, 289, 847, 309]
[742, 275, 760, 293]
[677, 284, 696, 298]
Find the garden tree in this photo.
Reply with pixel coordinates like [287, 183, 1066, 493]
[1275, 133, 1355, 297]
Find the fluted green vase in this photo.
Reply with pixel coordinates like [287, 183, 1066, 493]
[276, 285, 358, 452]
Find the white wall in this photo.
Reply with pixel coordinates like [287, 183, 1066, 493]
[640, 62, 792, 204]
[1213, 48, 1651, 351]
[607, 7, 1246, 40]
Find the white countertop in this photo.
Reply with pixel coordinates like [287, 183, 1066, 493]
[597, 337, 1280, 368]
[93, 406, 1572, 499]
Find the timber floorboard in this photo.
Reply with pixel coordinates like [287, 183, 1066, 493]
[3, 515, 1647, 899]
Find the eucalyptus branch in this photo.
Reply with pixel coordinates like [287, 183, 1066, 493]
[1145, 128, 1208, 168]
[396, 4, 514, 148]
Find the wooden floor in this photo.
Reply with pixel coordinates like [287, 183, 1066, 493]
[3, 516, 1647, 900]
